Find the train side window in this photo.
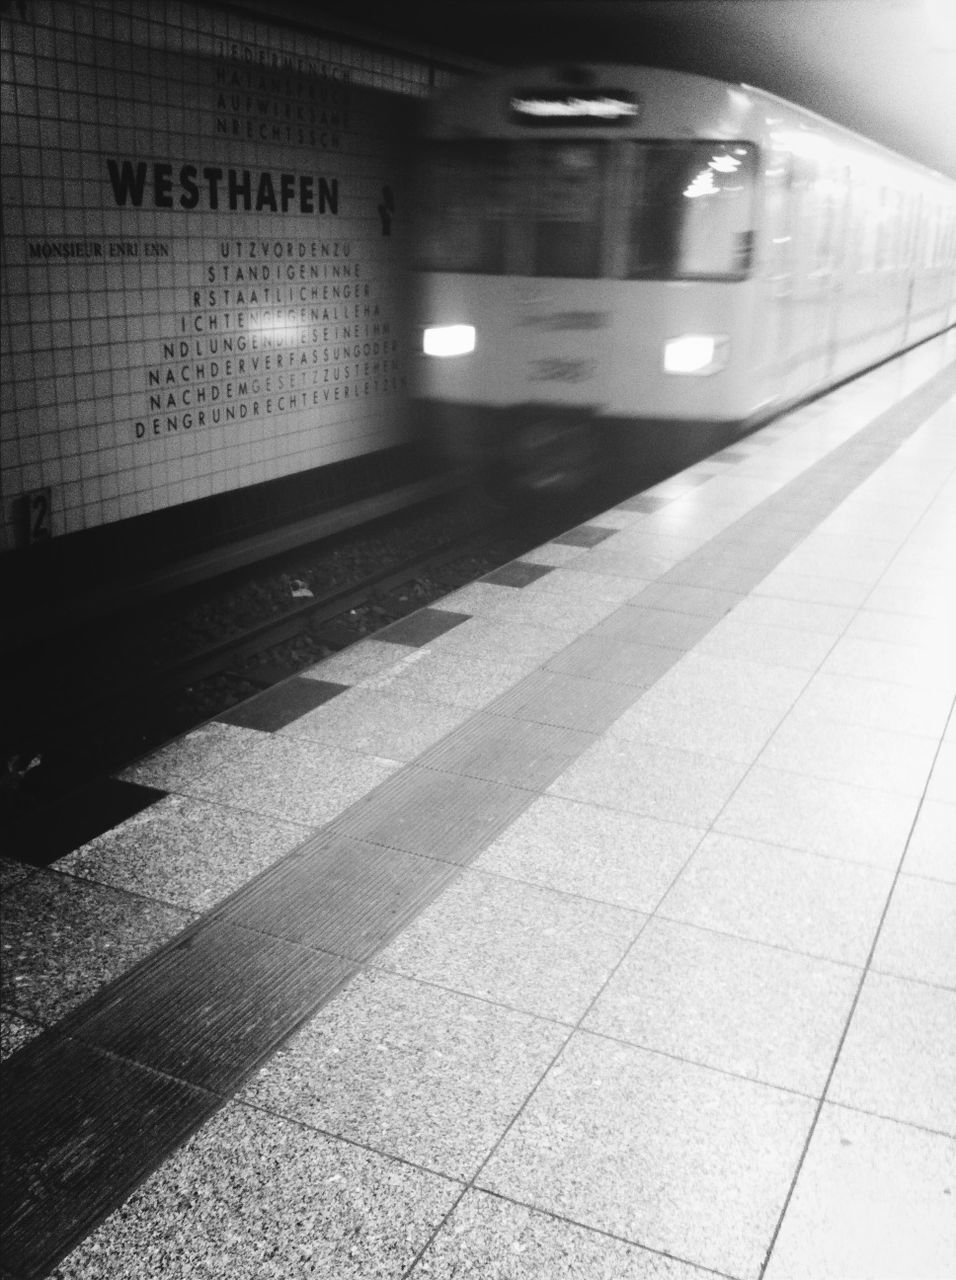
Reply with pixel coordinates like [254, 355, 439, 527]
[414, 141, 513, 273]
[525, 142, 608, 278]
[625, 142, 757, 280]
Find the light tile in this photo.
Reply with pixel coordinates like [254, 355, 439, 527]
[715, 765, 919, 868]
[0, 869, 192, 1024]
[608, 687, 783, 763]
[650, 651, 810, 713]
[828, 971, 956, 1134]
[585, 917, 859, 1095]
[415, 1189, 714, 1279]
[871, 874, 956, 988]
[758, 715, 937, 796]
[902, 801, 956, 882]
[549, 736, 748, 827]
[660, 832, 893, 966]
[54, 1100, 458, 1280]
[427, 616, 568, 663]
[479, 1032, 815, 1280]
[183, 734, 398, 827]
[362, 650, 532, 710]
[301, 637, 415, 683]
[693, 616, 836, 672]
[753, 569, 872, 608]
[240, 969, 565, 1179]
[722, 594, 855, 635]
[473, 794, 703, 912]
[928, 740, 956, 803]
[763, 1105, 956, 1280]
[820, 635, 956, 692]
[118, 721, 262, 790]
[792, 671, 952, 737]
[57, 794, 308, 912]
[374, 869, 643, 1024]
[277, 685, 472, 761]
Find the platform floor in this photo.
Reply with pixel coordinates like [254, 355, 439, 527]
[2, 332, 955, 1280]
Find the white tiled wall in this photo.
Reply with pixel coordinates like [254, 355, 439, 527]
[0, 0, 455, 548]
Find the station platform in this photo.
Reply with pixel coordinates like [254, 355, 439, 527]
[2, 331, 955, 1280]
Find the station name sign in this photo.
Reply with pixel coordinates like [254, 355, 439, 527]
[509, 90, 640, 125]
[107, 160, 338, 214]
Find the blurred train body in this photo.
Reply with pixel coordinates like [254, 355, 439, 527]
[411, 64, 956, 494]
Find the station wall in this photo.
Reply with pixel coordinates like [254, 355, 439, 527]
[0, 1, 460, 552]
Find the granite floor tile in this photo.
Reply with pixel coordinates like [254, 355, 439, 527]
[828, 970, 956, 1134]
[871, 873, 956, 988]
[412, 1189, 715, 1279]
[545, 634, 680, 688]
[763, 1104, 956, 1280]
[0, 1009, 42, 1061]
[486, 590, 625, 634]
[820, 635, 956, 692]
[607, 687, 783, 763]
[240, 968, 566, 1179]
[428, 616, 568, 664]
[277, 685, 473, 761]
[118, 721, 263, 790]
[659, 832, 893, 966]
[416, 714, 593, 790]
[791, 671, 952, 737]
[473, 794, 703, 913]
[331, 767, 535, 865]
[714, 765, 919, 868]
[0, 855, 32, 891]
[491, 669, 642, 733]
[757, 715, 938, 796]
[927, 740, 956, 803]
[629, 580, 743, 619]
[692, 617, 837, 672]
[301, 637, 414, 683]
[478, 1031, 815, 1280]
[54, 1100, 460, 1280]
[523, 566, 649, 604]
[845, 607, 956, 650]
[902, 800, 956, 882]
[649, 651, 810, 713]
[374, 869, 644, 1024]
[593, 605, 714, 651]
[362, 649, 534, 710]
[376, 607, 471, 646]
[57, 794, 309, 912]
[584, 917, 859, 1095]
[0, 869, 192, 1024]
[548, 736, 748, 828]
[574, 546, 676, 581]
[216, 675, 348, 731]
[752, 568, 873, 608]
[183, 733, 399, 826]
[720, 594, 855, 635]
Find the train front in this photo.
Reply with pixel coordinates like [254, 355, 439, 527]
[410, 65, 761, 497]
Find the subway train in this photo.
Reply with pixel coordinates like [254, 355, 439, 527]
[410, 63, 956, 496]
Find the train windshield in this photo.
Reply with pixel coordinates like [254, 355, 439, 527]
[416, 139, 756, 280]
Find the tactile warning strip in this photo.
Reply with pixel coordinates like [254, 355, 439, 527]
[1, 359, 953, 1280]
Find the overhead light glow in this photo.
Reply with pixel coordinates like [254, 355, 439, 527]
[423, 324, 476, 357]
[684, 168, 718, 198]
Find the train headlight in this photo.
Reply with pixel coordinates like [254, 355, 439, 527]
[423, 325, 476, 357]
[663, 334, 730, 375]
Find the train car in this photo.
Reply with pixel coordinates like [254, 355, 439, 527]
[410, 63, 956, 495]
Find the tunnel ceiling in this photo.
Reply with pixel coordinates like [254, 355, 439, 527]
[277, 0, 956, 179]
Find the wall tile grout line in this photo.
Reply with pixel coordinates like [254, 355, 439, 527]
[1, 359, 954, 1280]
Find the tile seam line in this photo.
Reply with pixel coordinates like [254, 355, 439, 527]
[756, 696, 956, 1280]
[3, 358, 951, 1280]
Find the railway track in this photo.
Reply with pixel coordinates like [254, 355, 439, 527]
[2, 482, 606, 854]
